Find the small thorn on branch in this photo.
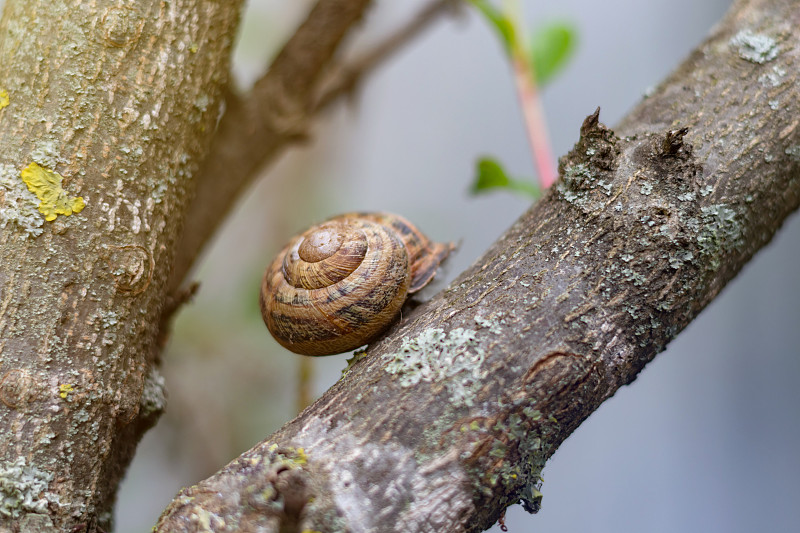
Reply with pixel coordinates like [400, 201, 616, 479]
[661, 127, 690, 155]
[580, 106, 602, 136]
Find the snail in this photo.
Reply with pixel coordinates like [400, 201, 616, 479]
[260, 212, 453, 356]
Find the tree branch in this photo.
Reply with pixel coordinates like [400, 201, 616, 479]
[155, 0, 800, 530]
[314, 0, 462, 110]
[0, 0, 242, 530]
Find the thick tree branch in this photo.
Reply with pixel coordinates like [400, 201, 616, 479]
[0, 0, 242, 530]
[169, 0, 458, 292]
[156, 0, 800, 531]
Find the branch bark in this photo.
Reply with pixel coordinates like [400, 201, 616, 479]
[156, 0, 800, 531]
[0, 0, 242, 530]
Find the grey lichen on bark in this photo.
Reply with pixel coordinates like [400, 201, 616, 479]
[0, 0, 242, 529]
[155, 0, 800, 531]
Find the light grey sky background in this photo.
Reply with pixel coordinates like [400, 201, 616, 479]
[4, 0, 799, 531]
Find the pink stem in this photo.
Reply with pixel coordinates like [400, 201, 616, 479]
[512, 55, 557, 189]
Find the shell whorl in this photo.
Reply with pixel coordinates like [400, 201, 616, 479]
[260, 213, 452, 356]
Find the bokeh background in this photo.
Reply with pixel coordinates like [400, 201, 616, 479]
[6, 0, 799, 530]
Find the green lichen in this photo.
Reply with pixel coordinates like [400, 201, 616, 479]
[0, 457, 57, 518]
[522, 407, 542, 420]
[464, 401, 551, 513]
[474, 310, 504, 335]
[668, 250, 694, 269]
[0, 164, 44, 237]
[20, 162, 85, 221]
[98, 310, 119, 328]
[758, 65, 787, 88]
[29, 142, 61, 170]
[521, 482, 543, 514]
[140, 367, 167, 419]
[785, 145, 800, 162]
[729, 29, 779, 64]
[384, 327, 487, 406]
[564, 162, 593, 183]
[488, 440, 507, 458]
[697, 204, 744, 270]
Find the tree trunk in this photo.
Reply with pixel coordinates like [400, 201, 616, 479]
[0, 0, 241, 530]
[154, 0, 800, 531]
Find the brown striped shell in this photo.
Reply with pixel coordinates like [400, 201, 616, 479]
[260, 212, 453, 356]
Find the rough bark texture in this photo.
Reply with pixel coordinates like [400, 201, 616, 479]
[156, 0, 800, 531]
[0, 0, 242, 530]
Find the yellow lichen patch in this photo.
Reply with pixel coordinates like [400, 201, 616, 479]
[294, 447, 307, 464]
[20, 162, 85, 221]
[58, 383, 74, 399]
[0, 89, 8, 110]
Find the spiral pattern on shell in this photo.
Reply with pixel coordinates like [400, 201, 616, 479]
[260, 213, 452, 356]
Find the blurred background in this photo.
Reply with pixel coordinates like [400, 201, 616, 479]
[6, 0, 797, 530]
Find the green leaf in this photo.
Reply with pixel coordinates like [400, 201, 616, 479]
[470, 158, 540, 199]
[471, 158, 510, 191]
[529, 21, 577, 85]
[467, 0, 515, 54]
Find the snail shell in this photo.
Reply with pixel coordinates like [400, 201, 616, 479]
[260, 212, 453, 356]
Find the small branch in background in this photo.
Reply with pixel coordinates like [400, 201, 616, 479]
[502, 0, 557, 189]
[314, 0, 462, 110]
[297, 357, 314, 413]
[511, 52, 557, 189]
[467, 0, 576, 194]
[172, 0, 461, 293]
